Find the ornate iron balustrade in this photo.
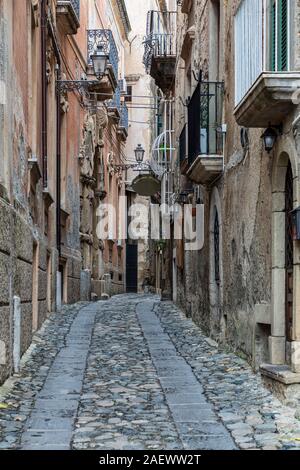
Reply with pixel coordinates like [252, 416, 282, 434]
[143, 10, 177, 72]
[57, 0, 80, 22]
[188, 81, 224, 165]
[107, 85, 121, 112]
[107, 81, 128, 132]
[120, 103, 128, 131]
[87, 29, 119, 80]
[70, 0, 80, 20]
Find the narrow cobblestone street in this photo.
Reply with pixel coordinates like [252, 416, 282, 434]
[1, 295, 300, 450]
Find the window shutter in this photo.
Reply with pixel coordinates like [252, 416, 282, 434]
[270, 0, 276, 71]
[278, 0, 288, 71]
[234, 0, 263, 105]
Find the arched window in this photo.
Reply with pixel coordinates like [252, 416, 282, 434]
[214, 211, 220, 284]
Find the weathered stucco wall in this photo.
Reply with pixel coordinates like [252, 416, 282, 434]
[174, 0, 300, 367]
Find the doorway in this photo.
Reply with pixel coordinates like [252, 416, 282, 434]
[271, 152, 296, 365]
[209, 188, 224, 339]
[285, 161, 294, 357]
[32, 242, 39, 332]
[126, 244, 138, 293]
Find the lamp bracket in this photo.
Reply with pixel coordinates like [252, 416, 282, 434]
[192, 69, 203, 83]
[56, 79, 100, 94]
[109, 162, 151, 172]
[268, 123, 283, 135]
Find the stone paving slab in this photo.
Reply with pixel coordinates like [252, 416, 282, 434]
[20, 303, 99, 450]
[137, 300, 236, 450]
[0, 302, 87, 449]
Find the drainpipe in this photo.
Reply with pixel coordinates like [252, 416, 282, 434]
[47, 20, 62, 257]
[56, 70, 62, 257]
[41, 0, 48, 187]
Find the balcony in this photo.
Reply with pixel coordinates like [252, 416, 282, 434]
[107, 82, 129, 142]
[107, 86, 121, 121]
[234, 72, 300, 128]
[143, 10, 177, 93]
[56, 0, 80, 35]
[87, 30, 119, 98]
[186, 81, 224, 185]
[117, 104, 129, 141]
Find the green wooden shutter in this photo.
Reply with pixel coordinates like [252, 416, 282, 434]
[270, 0, 276, 71]
[278, 0, 288, 71]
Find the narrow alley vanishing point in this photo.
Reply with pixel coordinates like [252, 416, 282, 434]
[1, 295, 300, 451]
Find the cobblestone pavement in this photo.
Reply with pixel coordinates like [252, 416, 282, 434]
[1, 294, 300, 450]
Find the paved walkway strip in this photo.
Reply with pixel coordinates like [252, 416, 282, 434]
[20, 305, 98, 450]
[137, 300, 236, 450]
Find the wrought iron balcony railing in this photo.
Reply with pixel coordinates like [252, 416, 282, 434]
[119, 103, 129, 131]
[57, 0, 80, 21]
[87, 29, 119, 81]
[143, 10, 177, 72]
[70, 0, 80, 20]
[107, 82, 128, 132]
[188, 81, 224, 165]
[107, 85, 121, 112]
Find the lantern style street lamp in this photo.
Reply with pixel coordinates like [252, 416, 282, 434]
[91, 43, 109, 80]
[134, 144, 145, 164]
[261, 124, 282, 153]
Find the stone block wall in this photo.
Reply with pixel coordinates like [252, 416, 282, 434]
[0, 199, 62, 383]
[67, 258, 81, 304]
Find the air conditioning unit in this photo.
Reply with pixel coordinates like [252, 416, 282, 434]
[119, 78, 128, 96]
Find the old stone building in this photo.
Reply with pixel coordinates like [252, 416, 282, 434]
[141, 0, 177, 299]
[143, 0, 300, 399]
[122, 0, 153, 294]
[0, 0, 132, 386]
[80, 0, 131, 298]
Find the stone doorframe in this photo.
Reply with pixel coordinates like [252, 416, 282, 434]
[209, 187, 225, 339]
[270, 142, 300, 373]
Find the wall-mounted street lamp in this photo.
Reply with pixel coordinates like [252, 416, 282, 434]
[57, 43, 109, 94]
[91, 44, 109, 80]
[106, 144, 148, 172]
[261, 124, 283, 153]
[134, 144, 145, 164]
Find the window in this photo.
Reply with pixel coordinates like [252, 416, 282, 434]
[234, 0, 291, 105]
[125, 85, 132, 103]
[234, 0, 263, 105]
[270, 0, 289, 71]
